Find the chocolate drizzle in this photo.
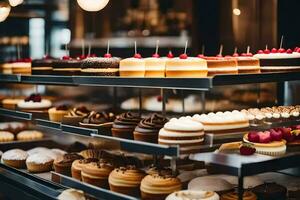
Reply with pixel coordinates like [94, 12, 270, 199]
[135, 114, 168, 134]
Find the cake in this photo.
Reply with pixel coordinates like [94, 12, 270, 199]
[79, 111, 115, 136]
[254, 48, 300, 72]
[144, 56, 166, 77]
[109, 165, 146, 197]
[188, 177, 234, 195]
[133, 113, 168, 143]
[57, 189, 86, 200]
[81, 56, 120, 76]
[11, 58, 32, 75]
[17, 94, 52, 113]
[0, 131, 14, 142]
[204, 57, 238, 76]
[119, 53, 145, 77]
[53, 153, 84, 176]
[52, 56, 82, 75]
[140, 174, 182, 200]
[111, 112, 141, 139]
[192, 111, 249, 135]
[26, 152, 54, 173]
[252, 183, 287, 200]
[31, 56, 56, 75]
[48, 105, 70, 122]
[1, 98, 23, 109]
[243, 131, 287, 156]
[71, 158, 99, 180]
[158, 117, 205, 155]
[165, 55, 208, 78]
[16, 130, 44, 141]
[62, 106, 90, 125]
[2, 149, 29, 169]
[81, 159, 114, 189]
[221, 191, 257, 200]
[236, 56, 261, 74]
[166, 190, 220, 200]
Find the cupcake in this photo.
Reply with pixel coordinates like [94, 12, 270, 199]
[146, 165, 173, 176]
[81, 57, 120, 76]
[16, 130, 44, 141]
[79, 111, 115, 136]
[71, 158, 99, 181]
[81, 159, 114, 189]
[53, 153, 84, 176]
[140, 174, 182, 200]
[2, 149, 28, 169]
[252, 183, 287, 200]
[166, 190, 220, 200]
[111, 112, 141, 139]
[62, 106, 90, 126]
[26, 152, 54, 173]
[109, 165, 146, 197]
[134, 114, 168, 143]
[0, 131, 14, 142]
[48, 105, 70, 122]
[221, 191, 257, 200]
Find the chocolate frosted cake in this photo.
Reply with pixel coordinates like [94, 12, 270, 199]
[81, 57, 121, 76]
[52, 57, 82, 75]
[32, 56, 57, 75]
[134, 114, 168, 143]
[252, 182, 287, 200]
[111, 112, 141, 139]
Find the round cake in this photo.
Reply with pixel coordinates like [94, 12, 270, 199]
[52, 57, 82, 75]
[236, 56, 261, 74]
[81, 57, 120, 76]
[166, 190, 220, 200]
[17, 94, 52, 111]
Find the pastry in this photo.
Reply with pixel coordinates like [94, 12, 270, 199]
[52, 56, 82, 75]
[16, 130, 44, 141]
[252, 182, 287, 200]
[166, 190, 220, 200]
[188, 176, 234, 194]
[31, 56, 56, 75]
[48, 105, 70, 122]
[79, 111, 115, 136]
[221, 191, 257, 200]
[254, 48, 300, 72]
[165, 56, 208, 78]
[71, 158, 99, 181]
[53, 153, 84, 176]
[140, 174, 182, 200]
[144, 56, 166, 77]
[204, 57, 238, 76]
[109, 165, 146, 197]
[158, 117, 205, 155]
[236, 56, 261, 74]
[134, 114, 168, 143]
[81, 159, 114, 188]
[11, 58, 32, 75]
[1, 98, 23, 109]
[244, 132, 286, 156]
[192, 111, 249, 135]
[0, 131, 14, 142]
[81, 56, 120, 76]
[17, 94, 52, 115]
[26, 152, 54, 173]
[57, 189, 86, 200]
[0, 122, 27, 134]
[111, 112, 141, 139]
[62, 106, 90, 126]
[2, 149, 28, 169]
[119, 56, 146, 77]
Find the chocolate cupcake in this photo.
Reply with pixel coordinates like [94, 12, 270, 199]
[53, 153, 84, 176]
[81, 57, 120, 76]
[62, 106, 90, 126]
[134, 114, 168, 143]
[79, 111, 115, 136]
[252, 182, 287, 200]
[52, 57, 82, 75]
[31, 56, 57, 75]
[111, 112, 141, 139]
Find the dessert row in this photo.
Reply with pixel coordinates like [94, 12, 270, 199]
[2, 45, 300, 77]
[1, 147, 292, 200]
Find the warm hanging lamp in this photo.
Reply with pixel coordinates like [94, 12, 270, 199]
[8, 0, 23, 7]
[77, 0, 110, 12]
[0, 2, 10, 22]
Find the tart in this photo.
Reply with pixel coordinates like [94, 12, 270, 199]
[17, 94, 52, 117]
[62, 106, 90, 126]
[48, 105, 70, 122]
[1, 98, 23, 109]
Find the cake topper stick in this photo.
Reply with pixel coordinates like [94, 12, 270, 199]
[280, 35, 284, 49]
[65, 44, 69, 56]
[17, 44, 21, 60]
[134, 41, 137, 55]
[234, 47, 238, 54]
[107, 40, 110, 54]
[247, 46, 250, 54]
[201, 45, 205, 55]
[155, 40, 159, 55]
[219, 44, 223, 56]
[265, 45, 268, 50]
[81, 39, 85, 56]
[45, 41, 49, 56]
[88, 42, 91, 57]
[184, 41, 188, 55]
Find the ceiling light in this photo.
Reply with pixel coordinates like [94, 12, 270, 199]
[8, 0, 23, 7]
[233, 8, 241, 16]
[0, 2, 10, 22]
[77, 0, 110, 12]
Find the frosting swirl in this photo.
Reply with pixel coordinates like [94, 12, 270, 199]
[135, 114, 168, 134]
[82, 111, 115, 124]
[113, 112, 141, 129]
[109, 165, 145, 187]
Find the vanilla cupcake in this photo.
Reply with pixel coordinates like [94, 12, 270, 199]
[166, 190, 220, 200]
[0, 131, 14, 142]
[2, 149, 28, 169]
[26, 152, 54, 173]
[109, 165, 146, 197]
[141, 174, 182, 200]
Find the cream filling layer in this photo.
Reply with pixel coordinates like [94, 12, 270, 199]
[158, 138, 204, 144]
[109, 176, 142, 187]
[141, 184, 181, 194]
[202, 123, 249, 131]
[119, 66, 145, 71]
[159, 129, 204, 137]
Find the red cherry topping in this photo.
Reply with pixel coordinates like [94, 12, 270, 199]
[297, 48, 300, 53]
[294, 47, 299, 52]
[264, 49, 270, 54]
[232, 53, 239, 57]
[62, 56, 71, 60]
[216, 54, 223, 58]
[104, 53, 112, 58]
[78, 55, 86, 60]
[246, 53, 253, 57]
[157, 96, 162, 102]
[179, 54, 188, 59]
[167, 52, 174, 58]
[241, 53, 247, 57]
[197, 54, 205, 58]
[257, 50, 264, 54]
[240, 144, 256, 156]
[278, 48, 286, 53]
[134, 53, 142, 59]
[286, 49, 293, 54]
[25, 94, 42, 103]
[23, 58, 32, 62]
[43, 55, 51, 59]
[152, 53, 160, 58]
[271, 48, 277, 53]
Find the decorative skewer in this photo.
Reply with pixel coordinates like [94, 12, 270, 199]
[104, 40, 112, 58]
[152, 40, 160, 57]
[134, 41, 142, 58]
[217, 44, 223, 57]
[179, 41, 188, 59]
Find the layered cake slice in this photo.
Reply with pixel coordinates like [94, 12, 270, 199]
[204, 57, 238, 76]
[236, 56, 261, 74]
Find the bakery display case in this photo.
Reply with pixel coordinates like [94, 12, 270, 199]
[1, 1, 300, 200]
